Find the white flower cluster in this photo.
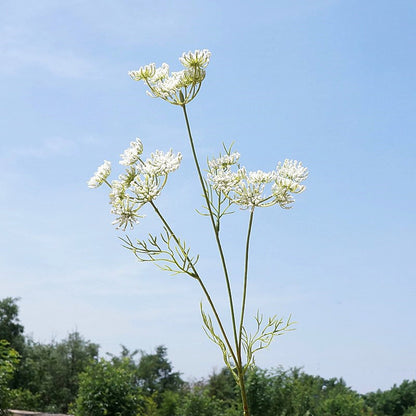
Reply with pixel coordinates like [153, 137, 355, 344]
[139, 149, 182, 176]
[120, 138, 143, 166]
[208, 152, 240, 171]
[128, 49, 211, 105]
[87, 160, 111, 188]
[89, 138, 182, 230]
[208, 152, 308, 209]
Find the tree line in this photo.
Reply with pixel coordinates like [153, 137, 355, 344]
[1, 297, 415, 416]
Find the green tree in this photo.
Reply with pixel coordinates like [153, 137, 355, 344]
[157, 390, 181, 416]
[244, 366, 372, 416]
[15, 331, 98, 413]
[73, 357, 143, 416]
[404, 406, 416, 416]
[0, 298, 25, 355]
[0, 340, 20, 415]
[136, 345, 183, 396]
[318, 391, 371, 416]
[207, 367, 239, 404]
[365, 380, 416, 416]
[178, 387, 224, 416]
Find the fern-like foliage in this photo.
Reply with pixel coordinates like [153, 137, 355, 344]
[121, 227, 199, 278]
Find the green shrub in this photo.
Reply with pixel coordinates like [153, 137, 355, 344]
[0, 340, 20, 416]
[73, 358, 143, 416]
[179, 389, 224, 416]
[8, 389, 40, 412]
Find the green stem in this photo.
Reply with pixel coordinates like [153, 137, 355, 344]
[238, 370, 250, 416]
[149, 201, 238, 366]
[238, 208, 255, 356]
[234, 208, 254, 416]
[181, 104, 239, 354]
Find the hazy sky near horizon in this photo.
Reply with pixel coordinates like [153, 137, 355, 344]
[1, 0, 415, 394]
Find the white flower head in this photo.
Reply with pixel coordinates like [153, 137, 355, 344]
[209, 167, 244, 194]
[271, 184, 295, 209]
[231, 168, 274, 208]
[118, 166, 138, 188]
[150, 63, 170, 82]
[111, 197, 143, 231]
[208, 152, 240, 171]
[128, 63, 156, 81]
[247, 170, 276, 184]
[88, 160, 111, 188]
[139, 149, 182, 176]
[180, 49, 212, 69]
[207, 153, 308, 209]
[132, 175, 161, 203]
[120, 138, 144, 166]
[270, 159, 309, 208]
[130, 49, 211, 105]
[275, 159, 308, 194]
[109, 179, 126, 211]
[276, 159, 308, 183]
[183, 67, 206, 84]
[233, 183, 265, 208]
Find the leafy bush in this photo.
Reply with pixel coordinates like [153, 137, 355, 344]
[404, 406, 416, 416]
[318, 392, 371, 416]
[365, 380, 416, 416]
[178, 388, 224, 416]
[0, 340, 20, 415]
[73, 357, 143, 416]
[16, 331, 98, 413]
[8, 388, 40, 411]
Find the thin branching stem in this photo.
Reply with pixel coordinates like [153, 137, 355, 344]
[238, 208, 255, 357]
[149, 200, 238, 366]
[235, 208, 255, 416]
[181, 104, 239, 356]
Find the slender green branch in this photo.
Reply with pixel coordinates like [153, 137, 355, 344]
[238, 370, 250, 416]
[181, 104, 240, 355]
[149, 200, 238, 366]
[238, 208, 255, 356]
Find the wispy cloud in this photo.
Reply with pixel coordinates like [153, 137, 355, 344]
[0, 20, 96, 79]
[0, 46, 96, 79]
[0, 1, 96, 78]
[274, 0, 339, 19]
[8, 136, 76, 159]
[0, 0, 199, 78]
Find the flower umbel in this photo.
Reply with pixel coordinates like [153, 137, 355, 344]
[129, 49, 211, 105]
[208, 152, 240, 171]
[87, 160, 111, 188]
[207, 149, 308, 209]
[128, 63, 156, 81]
[120, 138, 144, 166]
[275, 159, 308, 193]
[139, 149, 182, 176]
[111, 196, 143, 231]
[89, 140, 182, 230]
[179, 49, 212, 69]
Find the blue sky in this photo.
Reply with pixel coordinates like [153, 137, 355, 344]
[1, 0, 415, 394]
